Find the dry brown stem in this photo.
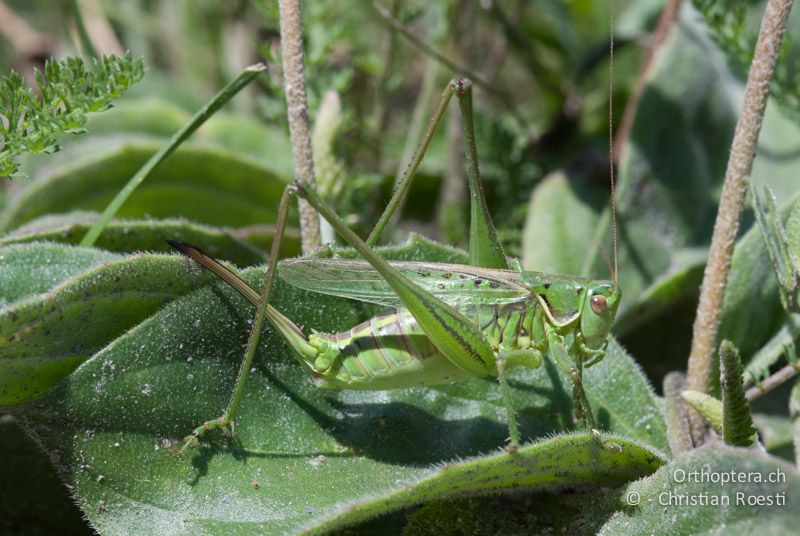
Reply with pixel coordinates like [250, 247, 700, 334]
[278, 0, 321, 253]
[687, 0, 795, 443]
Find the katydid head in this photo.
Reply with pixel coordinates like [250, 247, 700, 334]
[580, 282, 621, 350]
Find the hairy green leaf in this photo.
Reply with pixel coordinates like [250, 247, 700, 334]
[399, 490, 619, 536]
[0, 242, 119, 306]
[301, 433, 665, 535]
[522, 170, 606, 279]
[8, 237, 666, 535]
[599, 445, 800, 534]
[614, 249, 706, 337]
[721, 194, 799, 374]
[0, 243, 217, 404]
[752, 185, 798, 312]
[0, 214, 294, 266]
[788, 199, 800, 261]
[0, 142, 291, 233]
[754, 414, 796, 462]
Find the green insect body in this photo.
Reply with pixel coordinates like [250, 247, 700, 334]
[174, 246, 620, 393]
[276, 260, 619, 391]
[302, 279, 618, 390]
[306, 308, 478, 389]
[169, 78, 620, 451]
[292, 296, 543, 389]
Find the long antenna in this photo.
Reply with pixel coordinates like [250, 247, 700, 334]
[609, 2, 618, 286]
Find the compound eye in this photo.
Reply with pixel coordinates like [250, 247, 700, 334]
[590, 294, 608, 315]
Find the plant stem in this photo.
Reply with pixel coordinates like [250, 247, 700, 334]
[664, 372, 693, 456]
[79, 64, 265, 247]
[278, 0, 321, 254]
[745, 362, 800, 402]
[686, 0, 795, 443]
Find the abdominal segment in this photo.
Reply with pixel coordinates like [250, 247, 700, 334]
[310, 300, 542, 390]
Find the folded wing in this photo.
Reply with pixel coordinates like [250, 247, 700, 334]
[278, 259, 530, 308]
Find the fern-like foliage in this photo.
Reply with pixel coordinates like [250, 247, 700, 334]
[0, 53, 145, 177]
[693, 0, 800, 120]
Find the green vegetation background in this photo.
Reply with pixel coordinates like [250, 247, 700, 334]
[1, 0, 800, 534]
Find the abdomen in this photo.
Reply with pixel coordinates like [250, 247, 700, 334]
[312, 310, 473, 389]
[311, 299, 540, 390]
